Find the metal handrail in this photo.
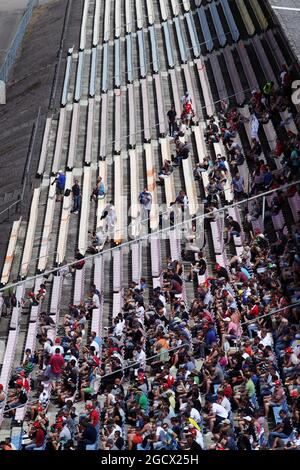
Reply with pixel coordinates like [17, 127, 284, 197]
[0, 199, 22, 218]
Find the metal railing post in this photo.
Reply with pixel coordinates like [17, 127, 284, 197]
[262, 195, 266, 226]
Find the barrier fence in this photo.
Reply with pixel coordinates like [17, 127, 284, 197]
[0, 0, 38, 83]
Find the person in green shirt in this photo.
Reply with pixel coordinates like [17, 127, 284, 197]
[245, 377, 255, 398]
[135, 390, 148, 413]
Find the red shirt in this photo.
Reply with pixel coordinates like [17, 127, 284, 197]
[90, 409, 100, 427]
[49, 354, 64, 374]
[223, 384, 233, 398]
[184, 102, 192, 113]
[250, 305, 259, 317]
[16, 378, 30, 393]
[274, 141, 284, 157]
[202, 311, 213, 323]
[35, 428, 45, 448]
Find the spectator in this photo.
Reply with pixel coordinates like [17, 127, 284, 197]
[267, 410, 293, 449]
[54, 171, 66, 202]
[71, 179, 81, 214]
[232, 174, 245, 201]
[24, 421, 46, 450]
[77, 418, 97, 450]
[49, 348, 65, 391]
[167, 105, 177, 137]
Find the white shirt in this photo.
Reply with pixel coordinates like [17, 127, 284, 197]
[250, 114, 259, 140]
[69, 354, 78, 366]
[183, 195, 189, 209]
[280, 70, 287, 85]
[181, 94, 192, 106]
[107, 206, 116, 227]
[179, 123, 187, 134]
[92, 293, 100, 309]
[136, 305, 145, 322]
[114, 320, 125, 336]
[159, 294, 166, 307]
[59, 426, 72, 443]
[221, 396, 232, 413]
[190, 408, 201, 423]
[156, 426, 166, 440]
[108, 424, 123, 439]
[136, 349, 146, 368]
[212, 403, 228, 419]
[223, 160, 230, 172]
[50, 345, 64, 355]
[39, 391, 49, 408]
[107, 392, 117, 405]
[258, 332, 273, 347]
[90, 340, 100, 354]
[44, 341, 52, 355]
[291, 353, 300, 366]
[194, 429, 204, 449]
[96, 229, 107, 246]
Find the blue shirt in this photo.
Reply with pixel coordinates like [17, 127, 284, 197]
[263, 172, 273, 186]
[98, 182, 105, 195]
[93, 336, 102, 347]
[57, 173, 66, 189]
[241, 267, 251, 279]
[205, 328, 217, 346]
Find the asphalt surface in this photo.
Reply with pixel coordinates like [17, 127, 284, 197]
[0, 1, 55, 67]
[0, 0, 84, 270]
[269, 0, 300, 63]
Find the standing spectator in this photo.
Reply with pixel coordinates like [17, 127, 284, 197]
[232, 174, 245, 201]
[71, 180, 81, 214]
[97, 176, 105, 198]
[167, 105, 177, 137]
[262, 81, 275, 107]
[100, 201, 116, 237]
[262, 166, 273, 189]
[50, 338, 64, 356]
[54, 170, 66, 202]
[49, 348, 65, 391]
[139, 188, 152, 229]
[182, 100, 194, 127]
[181, 91, 192, 107]
[249, 112, 260, 142]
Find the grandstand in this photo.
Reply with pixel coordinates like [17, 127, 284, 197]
[0, 0, 299, 452]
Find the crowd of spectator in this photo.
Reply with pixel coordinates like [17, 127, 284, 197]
[0, 64, 300, 452]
